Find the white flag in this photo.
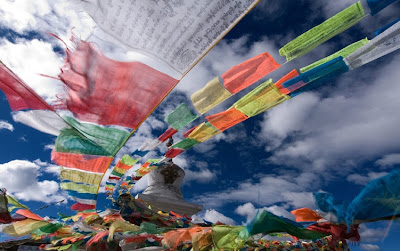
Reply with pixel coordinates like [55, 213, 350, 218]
[345, 21, 400, 70]
[80, 0, 259, 75]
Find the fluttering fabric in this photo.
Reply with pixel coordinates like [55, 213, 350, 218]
[274, 69, 300, 95]
[279, 2, 365, 61]
[164, 103, 198, 130]
[205, 107, 248, 132]
[51, 152, 112, 173]
[344, 20, 400, 70]
[71, 203, 95, 211]
[60, 168, 103, 186]
[366, 0, 398, 15]
[59, 39, 179, 129]
[288, 57, 349, 97]
[55, 128, 113, 156]
[233, 79, 290, 117]
[191, 77, 232, 114]
[186, 122, 221, 143]
[3, 219, 48, 237]
[60, 182, 98, 194]
[105, 155, 139, 197]
[15, 209, 44, 221]
[222, 52, 281, 94]
[239, 210, 328, 240]
[158, 127, 178, 143]
[291, 208, 322, 222]
[300, 38, 369, 73]
[12, 110, 69, 136]
[0, 63, 53, 111]
[62, 116, 130, 156]
[79, 0, 259, 74]
[314, 170, 400, 225]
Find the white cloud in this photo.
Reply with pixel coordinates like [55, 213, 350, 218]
[0, 160, 65, 203]
[347, 172, 388, 185]
[235, 202, 295, 224]
[192, 209, 236, 225]
[375, 153, 400, 168]
[359, 224, 386, 243]
[260, 56, 400, 174]
[0, 120, 14, 131]
[193, 174, 316, 210]
[360, 244, 381, 251]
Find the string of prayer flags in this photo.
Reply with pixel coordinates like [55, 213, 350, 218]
[79, 0, 260, 74]
[164, 103, 198, 130]
[232, 79, 290, 117]
[205, 107, 248, 132]
[344, 20, 400, 70]
[287, 57, 350, 97]
[12, 110, 70, 136]
[105, 155, 139, 197]
[191, 77, 232, 114]
[0, 62, 53, 111]
[222, 52, 281, 94]
[59, 39, 179, 129]
[274, 70, 300, 95]
[279, 2, 365, 61]
[366, 0, 399, 15]
[300, 38, 369, 73]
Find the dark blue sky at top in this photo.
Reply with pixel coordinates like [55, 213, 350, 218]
[1, 0, 400, 249]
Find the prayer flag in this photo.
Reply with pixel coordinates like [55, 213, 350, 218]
[222, 52, 281, 94]
[206, 107, 248, 132]
[164, 103, 198, 130]
[279, 2, 365, 61]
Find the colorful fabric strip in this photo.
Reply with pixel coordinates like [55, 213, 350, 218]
[165, 148, 186, 159]
[158, 127, 178, 142]
[222, 52, 281, 94]
[187, 122, 221, 143]
[206, 107, 248, 132]
[279, 2, 365, 61]
[233, 79, 290, 117]
[62, 116, 130, 156]
[61, 182, 98, 194]
[164, 103, 198, 130]
[51, 152, 112, 173]
[67, 191, 97, 201]
[171, 138, 199, 151]
[191, 77, 232, 114]
[60, 169, 103, 186]
[274, 70, 300, 95]
[71, 203, 95, 211]
[300, 38, 369, 73]
[286, 57, 349, 97]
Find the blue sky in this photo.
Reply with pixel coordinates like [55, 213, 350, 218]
[0, 0, 400, 250]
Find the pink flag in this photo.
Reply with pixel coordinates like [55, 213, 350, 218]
[0, 63, 52, 111]
[59, 40, 179, 129]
